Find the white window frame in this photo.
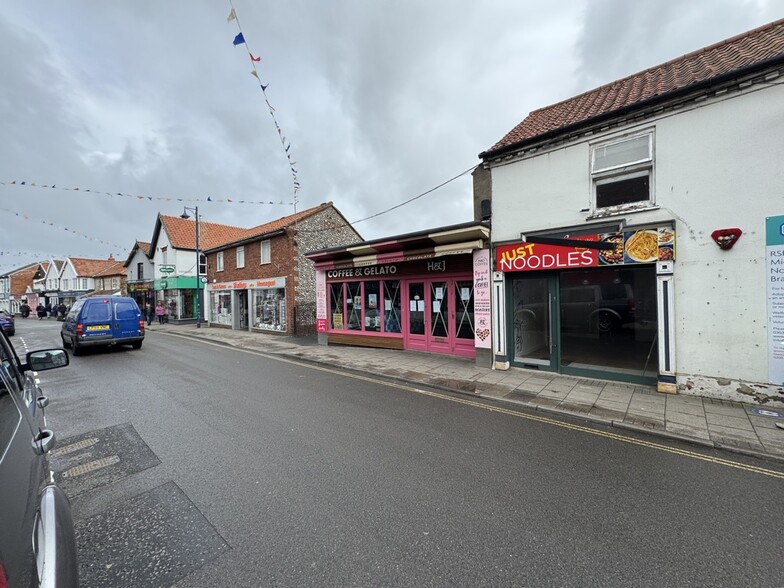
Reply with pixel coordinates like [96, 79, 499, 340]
[260, 240, 271, 265]
[217, 251, 224, 272]
[590, 131, 654, 215]
[236, 246, 245, 269]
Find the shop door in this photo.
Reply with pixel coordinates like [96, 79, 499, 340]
[236, 290, 248, 330]
[405, 279, 475, 357]
[510, 275, 555, 368]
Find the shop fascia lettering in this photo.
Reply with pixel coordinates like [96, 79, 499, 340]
[498, 243, 594, 272]
[327, 265, 398, 278]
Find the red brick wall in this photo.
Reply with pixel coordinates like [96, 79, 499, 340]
[205, 232, 299, 334]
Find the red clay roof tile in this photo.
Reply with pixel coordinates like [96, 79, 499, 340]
[484, 18, 784, 156]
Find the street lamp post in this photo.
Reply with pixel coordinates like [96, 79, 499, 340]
[180, 206, 201, 328]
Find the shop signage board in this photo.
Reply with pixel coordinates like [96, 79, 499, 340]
[159, 265, 175, 274]
[495, 226, 676, 272]
[316, 271, 327, 333]
[473, 249, 491, 349]
[766, 214, 784, 385]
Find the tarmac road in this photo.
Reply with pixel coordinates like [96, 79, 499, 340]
[18, 318, 784, 587]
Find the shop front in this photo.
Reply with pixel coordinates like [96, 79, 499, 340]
[494, 225, 676, 386]
[207, 277, 288, 333]
[128, 282, 155, 309]
[307, 222, 492, 361]
[153, 276, 201, 324]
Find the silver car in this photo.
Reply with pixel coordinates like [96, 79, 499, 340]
[0, 328, 78, 587]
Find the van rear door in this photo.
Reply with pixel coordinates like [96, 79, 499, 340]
[81, 299, 112, 341]
[113, 299, 142, 340]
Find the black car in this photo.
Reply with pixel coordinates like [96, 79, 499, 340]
[0, 328, 78, 587]
[0, 309, 15, 336]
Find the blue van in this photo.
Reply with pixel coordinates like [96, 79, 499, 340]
[60, 296, 144, 355]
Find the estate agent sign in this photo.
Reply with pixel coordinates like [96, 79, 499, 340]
[767, 214, 784, 385]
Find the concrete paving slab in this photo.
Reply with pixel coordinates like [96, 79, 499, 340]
[703, 399, 747, 416]
[665, 411, 708, 428]
[705, 413, 754, 431]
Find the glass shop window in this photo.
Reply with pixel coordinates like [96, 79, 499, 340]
[252, 288, 287, 331]
[330, 283, 344, 330]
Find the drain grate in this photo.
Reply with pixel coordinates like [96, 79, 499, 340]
[62, 455, 120, 478]
[51, 437, 99, 457]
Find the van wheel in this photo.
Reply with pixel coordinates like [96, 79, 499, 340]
[72, 341, 83, 356]
[132, 342, 142, 350]
[61, 334, 72, 349]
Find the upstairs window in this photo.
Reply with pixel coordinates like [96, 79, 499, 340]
[137, 262, 144, 281]
[236, 246, 245, 269]
[260, 240, 271, 264]
[199, 253, 207, 276]
[217, 252, 224, 272]
[591, 132, 653, 213]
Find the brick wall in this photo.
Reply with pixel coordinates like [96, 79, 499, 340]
[204, 205, 360, 335]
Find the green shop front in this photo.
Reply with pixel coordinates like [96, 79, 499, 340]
[494, 224, 677, 387]
[154, 276, 203, 324]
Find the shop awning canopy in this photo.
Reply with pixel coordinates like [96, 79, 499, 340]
[306, 221, 490, 269]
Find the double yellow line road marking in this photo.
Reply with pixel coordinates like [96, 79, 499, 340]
[174, 335, 784, 481]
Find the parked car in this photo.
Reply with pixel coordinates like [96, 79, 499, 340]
[0, 327, 78, 587]
[0, 309, 15, 336]
[61, 296, 144, 356]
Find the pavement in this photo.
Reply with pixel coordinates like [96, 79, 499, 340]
[147, 321, 784, 464]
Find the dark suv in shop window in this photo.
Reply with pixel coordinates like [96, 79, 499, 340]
[0, 328, 78, 587]
[560, 283, 636, 334]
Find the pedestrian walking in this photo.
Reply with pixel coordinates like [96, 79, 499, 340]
[20, 302, 30, 318]
[57, 303, 66, 320]
[36, 304, 47, 320]
[155, 302, 166, 325]
[145, 302, 154, 326]
[45, 303, 52, 319]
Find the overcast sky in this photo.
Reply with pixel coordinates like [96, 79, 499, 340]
[1, 0, 780, 274]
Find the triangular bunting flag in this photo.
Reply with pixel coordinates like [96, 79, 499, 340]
[233, 32, 245, 46]
[227, 8, 236, 22]
[250, 53, 261, 62]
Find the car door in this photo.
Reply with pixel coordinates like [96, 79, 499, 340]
[0, 334, 46, 587]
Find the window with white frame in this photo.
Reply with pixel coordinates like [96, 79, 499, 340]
[236, 246, 245, 268]
[112, 278, 119, 289]
[161, 246, 168, 266]
[62, 279, 69, 290]
[217, 251, 224, 272]
[79, 278, 88, 290]
[260, 240, 271, 264]
[591, 132, 653, 212]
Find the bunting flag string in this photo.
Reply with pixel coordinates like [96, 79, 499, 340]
[0, 180, 294, 206]
[227, 2, 301, 206]
[0, 205, 127, 250]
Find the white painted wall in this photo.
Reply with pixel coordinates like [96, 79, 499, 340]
[490, 83, 784, 401]
[126, 248, 155, 282]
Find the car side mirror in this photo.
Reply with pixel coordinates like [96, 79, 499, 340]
[26, 349, 70, 372]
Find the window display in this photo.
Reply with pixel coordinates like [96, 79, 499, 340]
[329, 280, 401, 334]
[252, 287, 286, 331]
[211, 291, 232, 325]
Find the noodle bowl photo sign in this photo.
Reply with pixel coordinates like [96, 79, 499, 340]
[496, 226, 675, 272]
